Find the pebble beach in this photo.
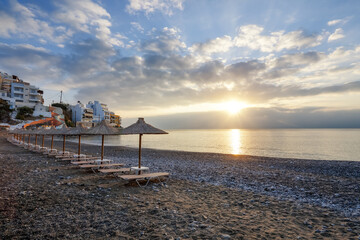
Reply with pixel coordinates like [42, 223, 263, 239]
[1, 133, 360, 239]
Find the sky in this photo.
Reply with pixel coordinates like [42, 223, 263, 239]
[0, 0, 359, 128]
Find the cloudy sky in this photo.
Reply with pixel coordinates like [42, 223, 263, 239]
[0, 0, 359, 128]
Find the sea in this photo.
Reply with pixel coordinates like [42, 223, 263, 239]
[76, 129, 360, 161]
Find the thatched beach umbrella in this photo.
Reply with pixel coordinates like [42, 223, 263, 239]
[85, 120, 121, 160]
[120, 118, 168, 168]
[32, 128, 42, 148]
[44, 126, 57, 152]
[67, 125, 87, 157]
[57, 125, 70, 154]
[10, 128, 20, 141]
[38, 128, 46, 148]
[16, 128, 26, 143]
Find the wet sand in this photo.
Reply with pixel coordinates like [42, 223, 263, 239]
[1, 134, 359, 239]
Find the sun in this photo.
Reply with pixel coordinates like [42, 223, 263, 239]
[222, 101, 249, 115]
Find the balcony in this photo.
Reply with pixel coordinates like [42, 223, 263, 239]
[14, 94, 24, 99]
[13, 88, 24, 93]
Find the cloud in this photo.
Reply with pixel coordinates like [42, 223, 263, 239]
[0, 11, 17, 37]
[133, 108, 360, 129]
[189, 35, 233, 55]
[139, 27, 186, 54]
[53, 0, 123, 46]
[0, 0, 69, 43]
[328, 18, 349, 26]
[0, 42, 63, 85]
[328, 28, 345, 42]
[263, 51, 325, 79]
[126, 0, 185, 15]
[131, 22, 144, 32]
[60, 38, 116, 80]
[234, 25, 324, 52]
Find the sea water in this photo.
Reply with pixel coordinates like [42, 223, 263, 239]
[77, 129, 360, 161]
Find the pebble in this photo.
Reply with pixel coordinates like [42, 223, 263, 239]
[221, 234, 231, 239]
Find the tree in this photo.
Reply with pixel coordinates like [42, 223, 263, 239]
[0, 99, 13, 122]
[16, 106, 34, 120]
[52, 102, 73, 127]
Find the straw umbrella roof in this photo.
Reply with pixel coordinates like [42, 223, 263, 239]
[85, 120, 121, 135]
[25, 128, 35, 134]
[10, 128, 21, 134]
[121, 118, 168, 135]
[43, 126, 58, 135]
[66, 125, 87, 136]
[55, 125, 70, 135]
[18, 128, 28, 134]
[32, 128, 44, 135]
[120, 118, 167, 168]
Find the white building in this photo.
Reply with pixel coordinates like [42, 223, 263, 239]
[71, 102, 94, 125]
[33, 103, 52, 118]
[0, 72, 44, 109]
[0, 89, 15, 109]
[86, 100, 110, 123]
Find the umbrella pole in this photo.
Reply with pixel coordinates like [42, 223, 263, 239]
[138, 134, 143, 169]
[51, 135, 54, 150]
[63, 135, 66, 155]
[35, 135, 38, 147]
[28, 134, 30, 146]
[42, 135, 45, 147]
[101, 135, 104, 161]
[78, 135, 81, 158]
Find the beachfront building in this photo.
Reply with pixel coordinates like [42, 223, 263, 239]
[86, 101, 112, 123]
[0, 72, 44, 109]
[69, 100, 121, 127]
[0, 90, 15, 109]
[71, 102, 94, 127]
[110, 112, 121, 127]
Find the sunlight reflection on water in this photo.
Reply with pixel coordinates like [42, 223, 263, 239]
[230, 129, 242, 155]
[74, 129, 360, 161]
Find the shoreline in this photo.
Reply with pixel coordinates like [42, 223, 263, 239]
[63, 138, 360, 163]
[1, 135, 360, 239]
[18, 136, 360, 216]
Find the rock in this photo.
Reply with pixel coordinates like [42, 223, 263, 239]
[199, 224, 208, 229]
[221, 234, 231, 239]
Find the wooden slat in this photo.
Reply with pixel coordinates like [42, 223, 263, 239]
[98, 168, 131, 173]
[120, 172, 169, 180]
[79, 163, 124, 168]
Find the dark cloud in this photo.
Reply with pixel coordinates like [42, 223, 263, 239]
[0, 43, 62, 84]
[264, 52, 325, 79]
[1, 36, 359, 116]
[139, 28, 185, 55]
[131, 108, 360, 129]
[225, 60, 266, 81]
[61, 38, 115, 78]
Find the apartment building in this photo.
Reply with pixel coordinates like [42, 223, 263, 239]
[71, 102, 94, 127]
[110, 112, 121, 127]
[86, 101, 111, 123]
[70, 100, 121, 127]
[0, 72, 44, 109]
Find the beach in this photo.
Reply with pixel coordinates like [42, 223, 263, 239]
[1, 134, 359, 239]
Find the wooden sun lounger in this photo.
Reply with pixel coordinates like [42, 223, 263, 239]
[120, 172, 170, 187]
[71, 159, 112, 165]
[98, 168, 131, 174]
[79, 163, 125, 173]
[58, 156, 98, 161]
[54, 153, 76, 158]
[79, 163, 124, 169]
[33, 147, 48, 152]
[43, 149, 58, 155]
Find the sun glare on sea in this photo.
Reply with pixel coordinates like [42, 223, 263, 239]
[222, 101, 249, 115]
[230, 129, 242, 155]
